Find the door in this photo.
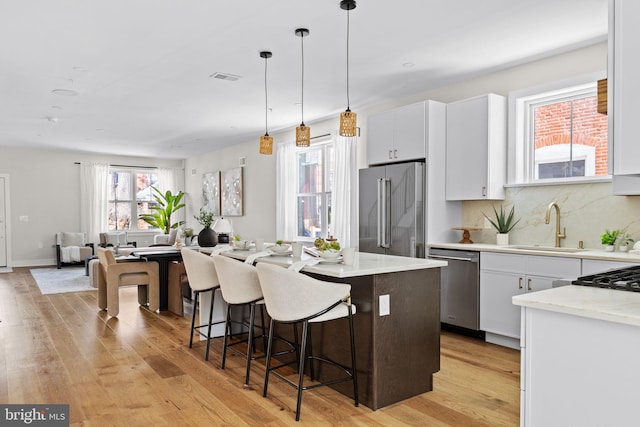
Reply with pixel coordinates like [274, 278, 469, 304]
[385, 162, 424, 257]
[0, 176, 6, 267]
[358, 166, 386, 254]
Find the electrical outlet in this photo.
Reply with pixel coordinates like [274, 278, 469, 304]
[379, 294, 390, 316]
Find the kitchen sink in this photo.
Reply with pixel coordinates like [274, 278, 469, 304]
[506, 245, 589, 253]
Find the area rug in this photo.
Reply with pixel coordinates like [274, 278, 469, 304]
[30, 267, 95, 295]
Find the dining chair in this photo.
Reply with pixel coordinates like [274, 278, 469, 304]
[255, 262, 359, 421]
[180, 248, 222, 361]
[211, 254, 266, 386]
[96, 247, 159, 317]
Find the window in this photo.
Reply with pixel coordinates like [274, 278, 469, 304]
[511, 74, 608, 184]
[296, 143, 334, 239]
[108, 170, 159, 230]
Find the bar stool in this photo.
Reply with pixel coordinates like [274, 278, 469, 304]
[211, 255, 266, 386]
[255, 262, 359, 422]
[180, 248, 221, 361]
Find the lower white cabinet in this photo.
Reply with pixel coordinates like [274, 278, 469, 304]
[480, 252, 580, 348]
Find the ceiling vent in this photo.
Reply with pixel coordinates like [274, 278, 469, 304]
[209, 72, 241, 81]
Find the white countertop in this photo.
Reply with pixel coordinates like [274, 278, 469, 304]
[209, 245, 446, 278]
[513, 285, 640, 327]
[428, 242, 640, 262]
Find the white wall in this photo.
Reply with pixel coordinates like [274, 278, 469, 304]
[186, 42, 620, 248]
[0, 147, 182, 266]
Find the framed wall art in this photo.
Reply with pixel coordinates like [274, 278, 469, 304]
[221, 167, 243, 216]
[202, 171, 221, 216]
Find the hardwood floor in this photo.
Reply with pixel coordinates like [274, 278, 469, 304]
[0, 267, 520, 426]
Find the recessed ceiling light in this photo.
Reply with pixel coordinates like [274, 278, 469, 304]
[209, 72, 241, 81]
[402, 62, 415, 68]
[46, 116, 59, 123]
[51, 105, 63, 110]
[52, 89, 78, 96]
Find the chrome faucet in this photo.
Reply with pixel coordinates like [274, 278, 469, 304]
[545, 201, 566, 248]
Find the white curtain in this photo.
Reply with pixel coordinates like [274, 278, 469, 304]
[332, 131, 358, 248]
[276, 141, 297, 241]
[157, 167, 185, 224]
[80, 162, 109, 245]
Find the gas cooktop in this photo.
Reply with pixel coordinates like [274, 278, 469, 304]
[572, 265, 640, 292]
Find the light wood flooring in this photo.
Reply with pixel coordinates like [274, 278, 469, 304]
[0, 267, 520, 426]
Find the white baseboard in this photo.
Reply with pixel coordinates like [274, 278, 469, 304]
[485, 332, 520, 350]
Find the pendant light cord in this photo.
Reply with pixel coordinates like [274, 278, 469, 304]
[301, 32, 305, 124]
[346, 7, 351, 110]
[264, 56, 269, 135]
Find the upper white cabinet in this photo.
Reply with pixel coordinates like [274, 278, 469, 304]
[367, 101, 426, 165]
[445, 94, 506, 200]
[610, 0, 640, 194]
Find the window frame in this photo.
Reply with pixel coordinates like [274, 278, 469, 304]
[294, 139, 334, 241]
[508, 71, 610, 186]
[108, 168, 159, 231]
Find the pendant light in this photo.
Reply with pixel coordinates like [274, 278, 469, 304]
[339, 0, 357, 137]
[295, 28, 310, 147]
[259, 51, 274, 155]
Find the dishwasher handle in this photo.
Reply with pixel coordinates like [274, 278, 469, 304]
[428, 254, 478, 263]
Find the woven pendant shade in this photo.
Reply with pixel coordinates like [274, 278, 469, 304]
[338, 1, 357, 138]
[259, 134, 273, 155]
[339, 109, 357, 137]
[296, 124, 310, 147]
[259, 51, 273, 155]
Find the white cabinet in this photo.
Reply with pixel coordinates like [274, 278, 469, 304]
[445, 93, 506, 200]
[610, 1, 640, 194]
[367, 101, 426, 165]
[480, 252, 581, 348]
[581, 258, 637, 275]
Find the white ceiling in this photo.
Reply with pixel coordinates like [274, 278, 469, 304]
[0, 0, 608, 160]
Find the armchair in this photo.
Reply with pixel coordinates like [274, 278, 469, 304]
[99, 231, 137, 248]
[152, 228, 180, 246]
[56, 232, 94, 269]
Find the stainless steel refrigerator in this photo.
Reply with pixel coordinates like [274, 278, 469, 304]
[358, 161, 425, 258]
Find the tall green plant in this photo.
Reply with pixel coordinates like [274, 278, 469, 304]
[483, 205, 520, 234]
[138, 186, 185, 234]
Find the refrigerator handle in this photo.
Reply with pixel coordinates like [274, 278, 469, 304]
[381, 178, 391, 248]
[376, 178, 383, 248]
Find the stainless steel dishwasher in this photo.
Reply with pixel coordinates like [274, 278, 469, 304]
[428, 248, 480, 332]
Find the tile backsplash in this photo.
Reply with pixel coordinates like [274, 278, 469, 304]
[461, 182, 640, 249]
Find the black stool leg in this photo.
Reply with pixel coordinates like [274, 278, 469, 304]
[259, 305, 267, 354]
[295, 320, 309, 422]
[221, 303, 232, 369]
[293, 322, 300, 371]
[308, 324, 315, 381]
[263, 318, 276, 398]
[204, 288, 215, 361]
[189, 291, 199, 348]
[245, 302, 257, 385]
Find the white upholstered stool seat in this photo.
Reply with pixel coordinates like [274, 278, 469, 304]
[181, 248, 222, 361]
[256, 262, 359, 422]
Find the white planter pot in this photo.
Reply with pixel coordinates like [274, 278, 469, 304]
[619, 244, 629, 252]
[496, 233, 509, 246]
[604, 245, 615, 252]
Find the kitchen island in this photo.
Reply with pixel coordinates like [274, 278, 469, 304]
[216, 248, 446, 410]
[513, 285, 640, 427]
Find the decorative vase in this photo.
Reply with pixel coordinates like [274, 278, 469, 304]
[604, 245, 615, 252]
[198, 227, 218, 247]
[496, 233, 509, 246]
[619, 244, 629, 252]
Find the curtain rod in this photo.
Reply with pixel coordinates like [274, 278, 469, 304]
[74, 162, 158, 169]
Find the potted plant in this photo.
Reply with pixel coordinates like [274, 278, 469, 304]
[182, 228, 194, 246]
[483, 205, 520, 246]
[618, 232, 634, 252]
[138, 186, 185, 234]
[600, 229, 620, 252]
[194, 208, 217, 247]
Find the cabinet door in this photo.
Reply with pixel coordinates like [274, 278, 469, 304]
[613, 0, 640, 175]
[581, 259, 637, 276]
[480, 270, 523, 339]
[446, 96, 489, 200]
[393, 102, 425, 162]
[525, 275, 554, 294]
[367, 110, 395, 165]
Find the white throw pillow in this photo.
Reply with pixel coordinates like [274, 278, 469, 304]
[105, 231, 125, 246]
[61, 232, 85, 247]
